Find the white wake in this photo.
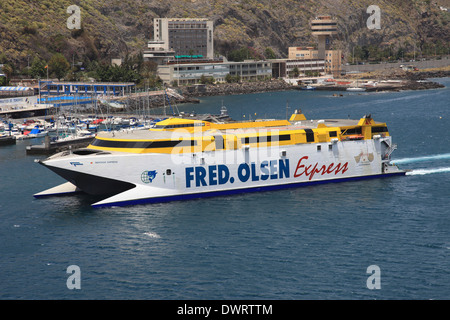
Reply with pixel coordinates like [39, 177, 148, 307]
[406, 167, 450, 176]
[392, 153, 450, 165]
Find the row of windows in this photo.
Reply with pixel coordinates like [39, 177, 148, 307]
[91, 139, 197, 149]
[168, 23, 208, 29]
[371, 126, 389, 133]
[169, 35, 207, 39]
[174, 66, 228, 71]
[47, 85, 127, 92]
[170, 35, 207, 40]
[316, 144, 334, 151]
[240, 131, 338, 144]
[170, 42, 207, 47]
[241, 134, 291, 144]
[155, 123, 205, 129]
[91, 128, 384, 150]
[311, 23, 337, 27]
[311, 28, 338, 32]
[169, 30, 207, 34]
[342, 128, 362, 135]
[341, 127, 388, 135]
[91, 134, 291, 150]
[230, 64, 270, 69]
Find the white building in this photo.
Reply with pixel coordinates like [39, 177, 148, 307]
[158, 61, 272, 85]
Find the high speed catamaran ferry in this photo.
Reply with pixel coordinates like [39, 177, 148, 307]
[34, 110, 405, 207]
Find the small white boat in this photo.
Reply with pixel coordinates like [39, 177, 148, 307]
[346, 87, 366, 92]
[27, 126, 48, 138]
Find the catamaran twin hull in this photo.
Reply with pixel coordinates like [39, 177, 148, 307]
[34, 114, 405, 207]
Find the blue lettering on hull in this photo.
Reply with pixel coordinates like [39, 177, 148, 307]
[185, 159, 290, 188]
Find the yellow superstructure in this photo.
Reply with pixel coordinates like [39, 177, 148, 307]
[87, 112, 389, 154]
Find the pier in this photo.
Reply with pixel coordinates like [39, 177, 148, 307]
[0, 135, 15, 146]
[25, 134, 94, 155]
[0, 104, 55, 119]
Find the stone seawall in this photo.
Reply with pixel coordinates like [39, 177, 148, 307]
[179, 80, 294, 98]
[103, 73, 446, 112]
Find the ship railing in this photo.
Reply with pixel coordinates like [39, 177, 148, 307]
[382, 143, 397, 161]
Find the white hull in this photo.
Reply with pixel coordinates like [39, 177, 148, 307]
[36, 136, 404, 207]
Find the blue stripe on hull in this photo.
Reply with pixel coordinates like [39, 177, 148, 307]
[92, 171, 406, 208]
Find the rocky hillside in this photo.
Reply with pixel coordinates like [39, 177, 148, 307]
[1, 0, 449, 69]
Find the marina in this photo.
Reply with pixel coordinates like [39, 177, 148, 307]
[1, 0, 449, 304]
[0, 84, 200, 155]
[0, 135, 15, 146]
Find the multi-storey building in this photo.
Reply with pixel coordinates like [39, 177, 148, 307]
[285, 15, 341, 76]
[288, 47, 342, 75]
[310, 15, 338, 60]
[144, 18, 214, 64]
[157, 61, 272, 85]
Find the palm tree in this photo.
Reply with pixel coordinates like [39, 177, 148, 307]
[48, 53, 70, 81]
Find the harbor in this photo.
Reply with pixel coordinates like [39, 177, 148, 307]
[2, 0, 450, 303]
[1, 103, 229, 156]
[1, 77, 449, 299]
[1, 67, 448, 156]
[0, 83, 203, 155]
[2, 114, 163, 155]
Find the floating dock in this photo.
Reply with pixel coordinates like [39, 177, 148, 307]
[0, 135, 16, 146]
[26, 135, 94, 155]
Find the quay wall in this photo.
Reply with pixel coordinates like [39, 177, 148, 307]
[178, 79, 293, 98]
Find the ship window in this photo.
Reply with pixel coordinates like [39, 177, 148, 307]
[317, 145, 321, 151]
[328, 144, 333, 151]
[372, 126, 388, 133]
[342, 128, 362, 135]
[166, 169, 172, 175]
[72, 149, 107, 155]
[304, 129, 315, 142]
[214, 135, 224, 150]
[329, 131, 337, 137]
[241, 134, 290, 144]
[242, 137, 257, 144]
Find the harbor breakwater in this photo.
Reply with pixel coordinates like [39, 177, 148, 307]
[91, 77, 445, 114]
[312, 79, 445, 92]
[176, 69, 448, 100]
[112, 68, 449, 110]
[176, 77, 444, 99]
[110, 80, 293, 110]
[179, 79, 293, 98]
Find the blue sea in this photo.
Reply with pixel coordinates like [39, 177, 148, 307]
[1, 78, 449, 300]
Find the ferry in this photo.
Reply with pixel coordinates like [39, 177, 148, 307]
[34, 110, 405, 207]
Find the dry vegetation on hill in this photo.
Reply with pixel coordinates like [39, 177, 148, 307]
[0, 0, 449, 70]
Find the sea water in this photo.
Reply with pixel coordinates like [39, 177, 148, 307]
[1, 78, 449, 300]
